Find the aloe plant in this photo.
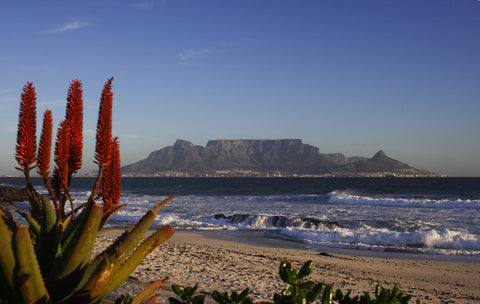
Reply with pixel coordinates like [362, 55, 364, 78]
[0, 79, 174, 303]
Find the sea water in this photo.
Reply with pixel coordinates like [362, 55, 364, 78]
[2, 177, 479, 258]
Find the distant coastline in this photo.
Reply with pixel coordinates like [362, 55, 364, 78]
[0, 173, 448, 178]
[121, 139, 440, 178]
[119, 169, 441, 178]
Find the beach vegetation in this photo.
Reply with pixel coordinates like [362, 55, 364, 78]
[212, 288, 254, 304]
[334, 284, 419, 304]
[274, 260, 328, 304]
[0, 79, 174, 303]
[168, 260, 420, 304]
[169, 284, 206, 304]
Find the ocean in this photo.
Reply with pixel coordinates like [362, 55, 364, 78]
[2, 177, 479, 261]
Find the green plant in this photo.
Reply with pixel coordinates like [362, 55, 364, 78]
[169, 286, 253, 304]
[274, 260, 331, 304]
[334, 285, 419, 304]
[0, 79, 174, 303]
[169, 284, 206, 304]
[168, 260, 420, 304]
[212, 288, 254, 304]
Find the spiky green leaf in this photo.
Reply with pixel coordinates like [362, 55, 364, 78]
[55, 200, 102, 279]
[298, 260, 312, 280]
[14, 226, 50, 303]
[0, 208, 16, 295]
[321, 286, 333, 304]
[131, 278, 166, 304]
[81, 225, 174, 302]
[106, 225, 174, 295]
[279, 260, 297, 284]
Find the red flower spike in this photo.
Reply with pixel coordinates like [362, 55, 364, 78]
[102, 137, 121, 209]
[15, 82, 37, 172]
[94, 77, 114, 167]
[37, 110, 53, 181]
[53, 120, 71, 193]
[65, 79, 83, 174]
[51, 167, 62, 204]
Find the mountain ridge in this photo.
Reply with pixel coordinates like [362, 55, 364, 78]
[122, 139, 438, 177]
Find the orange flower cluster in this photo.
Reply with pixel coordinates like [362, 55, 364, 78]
[66, 79, 83, 175]
[95, 77, 113, 167]
[52, 120, 72, 204]
[51, 80, 84, 209]
[102, 137, 121, 209]
[15, 82, 37, 173]
[37, 110, 52, 183]
[15, 78, 121, 218]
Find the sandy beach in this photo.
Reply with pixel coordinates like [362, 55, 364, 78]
[94, 230, 480, 304]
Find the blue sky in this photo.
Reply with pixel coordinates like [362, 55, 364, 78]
[1, 0, 479, 176]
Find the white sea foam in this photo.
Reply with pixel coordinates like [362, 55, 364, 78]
[327, 191, 480, 208]
[277, 226, 480, 254]
[7, 185, 480, 255]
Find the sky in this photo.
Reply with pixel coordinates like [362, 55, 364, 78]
[0, 0, 479, 177]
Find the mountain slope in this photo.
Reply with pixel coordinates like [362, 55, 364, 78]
[121, 139, 436, 177]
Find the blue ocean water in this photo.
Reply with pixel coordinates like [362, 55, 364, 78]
[2, 177, 480, 257]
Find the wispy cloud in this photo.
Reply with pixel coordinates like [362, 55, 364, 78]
[46, 21, 89, 34]
[179, 39, 250, 65]
[102, 0, 165, 9]
[133, 1, 155, 9]
[179, 48, 215, 63]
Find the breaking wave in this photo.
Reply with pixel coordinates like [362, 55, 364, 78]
[327, 191, 480, 209]
[206, 213, 480, 255]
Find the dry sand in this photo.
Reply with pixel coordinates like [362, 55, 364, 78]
[96, 230, 480, 304]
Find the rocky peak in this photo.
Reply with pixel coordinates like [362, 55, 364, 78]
[173, 139, 195, 150]
[371, 150, 388, 161]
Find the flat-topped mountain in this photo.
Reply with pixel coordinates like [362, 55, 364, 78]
[122, 139, 437, 177]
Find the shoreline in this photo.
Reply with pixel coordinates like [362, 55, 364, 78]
[187, 229, 480, 264]
[97, 230, 480, 304]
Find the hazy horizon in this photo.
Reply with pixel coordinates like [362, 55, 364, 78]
[1, 1, 479, 177]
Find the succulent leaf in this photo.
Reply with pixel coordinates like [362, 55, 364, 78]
[99, 203, 126, 229]
[298, 260, 312, 280]
[7, 204, 41, 237]
[130, 278, 166, 304]
[279, 260, 297, 285]
[88, 195, 174, 279]
[0, 209, 16, 295]
[81, 225, 174, 302]
[321, 286, 333, 304]
[85, 208, 158, 282]
[41, 194, 57, 233]
[307, 283, 324, 303]
[104, 225, 174, 297]
[54, 200, 103, 280]
[144, 296, 159, 304]
[14, 226, 50, 303]
[37, 195, 60, 278]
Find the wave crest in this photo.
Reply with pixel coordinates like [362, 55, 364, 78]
[328, 191, 480, 209]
